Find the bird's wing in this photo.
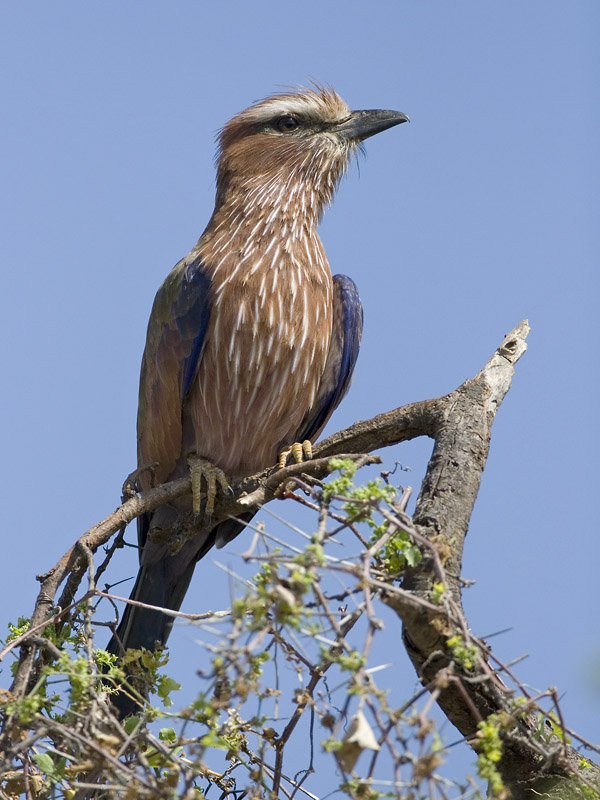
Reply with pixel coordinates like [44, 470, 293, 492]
[297, 274, 363, 443]
[136, 254, 212, 544]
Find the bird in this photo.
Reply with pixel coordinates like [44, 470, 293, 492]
[106, 86, 408, 704]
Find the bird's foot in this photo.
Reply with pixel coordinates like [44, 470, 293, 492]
[121, 462, 158, 500]
[278, 440, 313, 470]
[187, 455, 231, 519]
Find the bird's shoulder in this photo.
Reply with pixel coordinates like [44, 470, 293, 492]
[149, 250, 212, 325]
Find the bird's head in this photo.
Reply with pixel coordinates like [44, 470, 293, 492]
[214, 85, 408, 224]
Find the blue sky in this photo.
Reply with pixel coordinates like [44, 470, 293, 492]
[1, 0, 598, 791]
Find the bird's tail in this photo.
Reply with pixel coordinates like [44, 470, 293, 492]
[104, 515, 252, 718]
[104, 546, 198, 718]
[106, 557, 195, 657]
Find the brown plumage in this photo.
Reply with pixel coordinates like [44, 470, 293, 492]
[139, 88, 372, 479]
[107, 87, 408, 712]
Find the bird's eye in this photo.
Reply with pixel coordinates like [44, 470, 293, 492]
[275, 115, 300, 132]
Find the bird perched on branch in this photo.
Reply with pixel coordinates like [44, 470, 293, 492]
[107, 86, 408, 676]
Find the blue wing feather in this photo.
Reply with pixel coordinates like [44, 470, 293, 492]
[173, 260, 212, 398]
[297, 274, 363, 443]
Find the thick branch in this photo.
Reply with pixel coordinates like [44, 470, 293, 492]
[380, 321, 599, 794]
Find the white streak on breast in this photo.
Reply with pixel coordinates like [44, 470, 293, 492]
[302, 235, 313, 270]
[235, 300, 246, 330]
[252, 296, 261, 338]
[233, 386, 243, 418]
[252, 333, 264, 369]
[298, 285, 310, 348]
[228, 330, 237, 362]
[246, 218, 263, 242]
[272, 336, 282, 365]
[270, 244, 281, 272]
[232, 348, 241, 381]
[291, 344, 302, 373]
[248, 252, 266, 277]
[263, 236, 277, 256]
[212, 251, 231, 275]
[266, 332, 275, 356]
[258, 271, 267, 299]
[212, 313, 221, 351]
[302, 357, 311, 387]
[289, 270, 297, 300]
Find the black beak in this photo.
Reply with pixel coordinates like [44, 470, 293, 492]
[335, 109, 409, 142]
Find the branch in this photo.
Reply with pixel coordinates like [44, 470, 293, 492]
[374, 320, 600, 793]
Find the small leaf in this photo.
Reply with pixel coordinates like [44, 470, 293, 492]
[404, 544, 421, 567]
[159, 727, 177, 743]
[33, 753, 55, 774]
[157, 676, 181, 705]
[123, 715, 142, 734]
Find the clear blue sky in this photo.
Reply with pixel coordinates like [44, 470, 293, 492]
[1, 0, 598, 791]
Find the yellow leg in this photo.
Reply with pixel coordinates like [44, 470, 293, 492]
[187, 455, 231, 518]
[278, 439, 313, 470]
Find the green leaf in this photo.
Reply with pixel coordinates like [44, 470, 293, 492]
[33, 752, 55, 774]
[159, 727, 177, 743]
[157, 675, 181, 706]
[404, 544, 422, 567]
[124, 715, 142, 734]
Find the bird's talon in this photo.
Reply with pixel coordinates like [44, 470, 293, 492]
[278, 439, 314, 470]
[187, 455, 230, 518]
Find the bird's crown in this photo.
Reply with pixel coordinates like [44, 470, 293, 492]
[218, 85, 353, 154]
